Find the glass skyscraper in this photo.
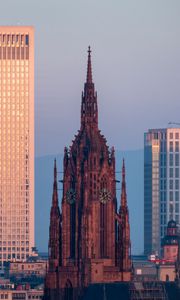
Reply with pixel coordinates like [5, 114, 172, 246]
[0, 27, 34, 266]
[144, 128, 180, 256]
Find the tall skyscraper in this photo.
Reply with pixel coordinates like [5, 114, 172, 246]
[0, 27, 34, 266]
[44, 48, 132, 300]
[144, 128, 180, 256]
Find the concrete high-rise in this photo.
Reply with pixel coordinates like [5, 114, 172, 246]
[0, 27, 34, 266]
[144, 128, 180, 256]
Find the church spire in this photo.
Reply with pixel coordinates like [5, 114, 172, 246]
[86, 46, 92, 83]
[81, 47, 98, 128]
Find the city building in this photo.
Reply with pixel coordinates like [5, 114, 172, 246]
[144, 128, 180, 256]
[44, 48, 132, 300]
[0, 27, 34, 266]
[175, 237, 180, 285]
[7, 260, 47, 279]
[158, 264, 176, 282]
[132, 256, 157, 281]
[162, 220, 179, 262]
[0, 288, 43, 300]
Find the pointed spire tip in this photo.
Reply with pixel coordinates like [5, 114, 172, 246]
[88, 46, 91, 55]
[54, 158, 57, 181]
[86, 46, 93, 83]
[122, 159, 125, 178]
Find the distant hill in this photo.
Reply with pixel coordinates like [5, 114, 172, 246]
[35, 149, 143, 255]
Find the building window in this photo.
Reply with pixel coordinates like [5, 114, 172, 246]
[170, 132, 173, 139]
[169, 168, 173, 178]
[161, 204, 163, 213]
[175, 154, 179, 166]
[169, 191, 173, 202]
[25, 35, 29, 45]
[154, 132, 158, 139]
[175, 141, 179, 152]
[169, 203, 173, 213]
[169, 180, 173, 190]
[175, 191, 179, 202]
[175, 132, 179, 139]
[175, 203, 179, 213]
[160, 168, 163, 178]
[170, 141, 173, 152]
[175, 168, 179, 178]
[169, 154, 173, 166]
[21, 34, 24, 45]
[175, 215, 179, 224]
[164, 154, 167, 166]
[175, 180, 179, 190]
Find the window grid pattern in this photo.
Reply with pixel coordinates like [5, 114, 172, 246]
[0, 31, 32, 263]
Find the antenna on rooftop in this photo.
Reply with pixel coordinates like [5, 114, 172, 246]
[168, 122, 180, 127]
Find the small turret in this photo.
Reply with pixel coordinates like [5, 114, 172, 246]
[117, 159, 131, 274]
[121, 159, 127, 208]
[48, 159, 61, 271]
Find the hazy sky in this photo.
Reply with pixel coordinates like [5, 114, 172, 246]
[1, 0, 180, 157]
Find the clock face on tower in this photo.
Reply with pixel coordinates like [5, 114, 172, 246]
[66, 188, 76, 204]
[99, 188, 111, 204]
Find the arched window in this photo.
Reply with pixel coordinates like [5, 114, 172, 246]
[64, 280, 73, 300]
[70, 203, 76, 258]
[100, 176, 108, 258]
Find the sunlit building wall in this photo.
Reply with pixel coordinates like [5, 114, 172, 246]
[144, 128, 180, 256]
[0, 26, 34, 265]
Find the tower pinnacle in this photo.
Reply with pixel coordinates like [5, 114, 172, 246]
[81, 47, 98, 127]
[121, 159, 127, 207]
[54, 158, 57, 181]
[52, 158, 58, 207]
[117, 159, 131, 272]
[48, 159, 61, 271]
[86, 46, 93, 83]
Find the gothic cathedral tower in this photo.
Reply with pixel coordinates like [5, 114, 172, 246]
[44, 48, 132, 300]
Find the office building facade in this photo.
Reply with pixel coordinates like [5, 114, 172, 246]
[0, 27, 34, 265]
[144, 128, 180, 256]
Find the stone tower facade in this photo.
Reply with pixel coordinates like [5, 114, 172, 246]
[44, 48, 132, 300]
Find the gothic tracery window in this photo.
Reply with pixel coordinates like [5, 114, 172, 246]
[100, 176, 108, 258]
[70, 178, 76, 258]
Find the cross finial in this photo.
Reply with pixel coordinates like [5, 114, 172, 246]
[88, 46, 91, 55]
